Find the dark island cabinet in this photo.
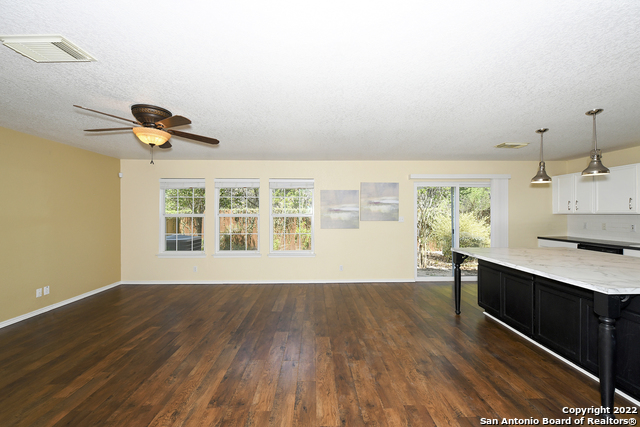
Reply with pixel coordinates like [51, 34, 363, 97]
[477, 261, 640, 401]
[477, 261, 534, 335]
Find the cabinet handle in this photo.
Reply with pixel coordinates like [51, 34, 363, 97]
[630, 198, 633, 210]
[576, 200, 579, 211]
[568, 201, 571, 211]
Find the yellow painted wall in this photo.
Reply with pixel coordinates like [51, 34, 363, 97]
[120, 159, 566, 283]
[0, 127, 121, 323]
[566, 145, 640, 173]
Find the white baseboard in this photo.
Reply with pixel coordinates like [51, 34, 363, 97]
[0, 281, 122, 330]
[483, 312, 640, 407]
[120, 278, 413, 285]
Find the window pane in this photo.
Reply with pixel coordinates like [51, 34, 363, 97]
[166, 217, 177, 234]
[272, 197, 284, 214]
[165, 197, 177, 214]
[178, 217, 193, 234]
[194, 197, 205, 214]
[248, 234, 258, 250]
[285, 189, 298, 197]
[285, 234, 298, 250]
[219, 217, 231, 233]
[247, 188, 259, 198]
[166, 235, 177, 251]
[166, 189, 177, 197]
[232, 217, 246, 233]
[178, 189, 193, 198]
[178, 196, 193, 214]
[273, 189, 285, 197]
[300, 234, 311, 250]
[285, 197, 300, 214]
[193, 217, 203, 234]
[232, 197, 246, 214]
[246, 217, 258, 233]
[232, 234, 246, 250]
[194, 188, 205, 198]
[232, 188, 246, 197]
[219, 197, 232, 214]
[301, 198, 312, 214]
[273, 217, 285, 234]
[247, 198, 259, 214]
[273, 233, 284, 251]
[220, 188, 231, 197]
[176, 235, 193, 251]
[193, 235, 203, 251]
[285, 217, 298, 233]
[299, 217, 311, 233]
[220, 234, 231, 250]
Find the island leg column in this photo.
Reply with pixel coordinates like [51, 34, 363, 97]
[452, 252, 468, 315]
[593, 293, 625, 419]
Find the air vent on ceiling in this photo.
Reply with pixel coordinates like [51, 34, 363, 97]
[495, 142, 529, 149]
[0, 35, 96, 63]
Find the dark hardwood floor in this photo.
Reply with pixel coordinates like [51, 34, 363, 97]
[0, 282, 637, 426]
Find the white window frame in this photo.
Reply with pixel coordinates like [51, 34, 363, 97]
[214, 178, 261, 258]
[158, 178, 207, 258]
[269, 179, 315, 257]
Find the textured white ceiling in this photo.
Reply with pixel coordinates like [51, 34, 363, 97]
[1, 0, 639, 161]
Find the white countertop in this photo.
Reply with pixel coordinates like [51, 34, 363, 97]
[454, 247, 640, 295]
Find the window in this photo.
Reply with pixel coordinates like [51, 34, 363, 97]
[215, 179, 260, 256]
[270, 179, 314, 256]
[159, 179, 205, 256]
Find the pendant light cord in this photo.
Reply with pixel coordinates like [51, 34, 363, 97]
[539, 132, 544, 162]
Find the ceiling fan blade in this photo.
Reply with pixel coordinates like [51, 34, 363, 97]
[74, 105, 141, 125]
[84, 127, 134, 132]
[167, 129, 220, 145]
[159, 141, 172, 149]
[156, 115, 191, 129]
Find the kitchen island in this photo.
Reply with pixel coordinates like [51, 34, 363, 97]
[452, 247, 640, 417]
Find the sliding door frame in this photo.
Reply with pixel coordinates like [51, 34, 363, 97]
[412, 174, 510, 282]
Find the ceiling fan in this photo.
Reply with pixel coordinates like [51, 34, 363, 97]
[74, 104, 219, 162]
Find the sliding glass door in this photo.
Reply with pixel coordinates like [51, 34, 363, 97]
[416, 183, 491, 279]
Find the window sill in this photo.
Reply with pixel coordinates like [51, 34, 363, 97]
[157, 252, 207, 259]
[268, 252, 316, 258]
[213, 252, 261, 258]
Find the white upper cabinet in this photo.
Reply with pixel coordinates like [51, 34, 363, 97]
[552, 164, 640, 214]
[552, 173, 594, 214]
[594, 164, 640, 214]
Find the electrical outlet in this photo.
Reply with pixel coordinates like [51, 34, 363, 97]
[583, 222, 587, 230]
[339, 265, 343, 271]
[193, 266, 198, 273]
[602, 223, 607, 230]
[632, 225, 636, 232]
[36, 288, 42, 298]
[44, 286, 50, 295]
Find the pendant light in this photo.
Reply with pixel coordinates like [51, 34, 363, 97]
[581, 109, 610, 176]
[531, 128, 551, 184]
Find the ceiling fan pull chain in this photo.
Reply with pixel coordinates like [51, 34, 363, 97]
[150, 144, 155, 165]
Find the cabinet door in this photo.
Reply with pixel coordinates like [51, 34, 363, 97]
[574, 175, 594, 213]
[554, 174, 574, 214]
[595, 164, 639, 213]
[477, 263, 501, 318]
[502, 272, 534, 335]
[534, 279, 583, 363]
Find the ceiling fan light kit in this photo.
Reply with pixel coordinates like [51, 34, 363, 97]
[132, 127, 171, 146]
